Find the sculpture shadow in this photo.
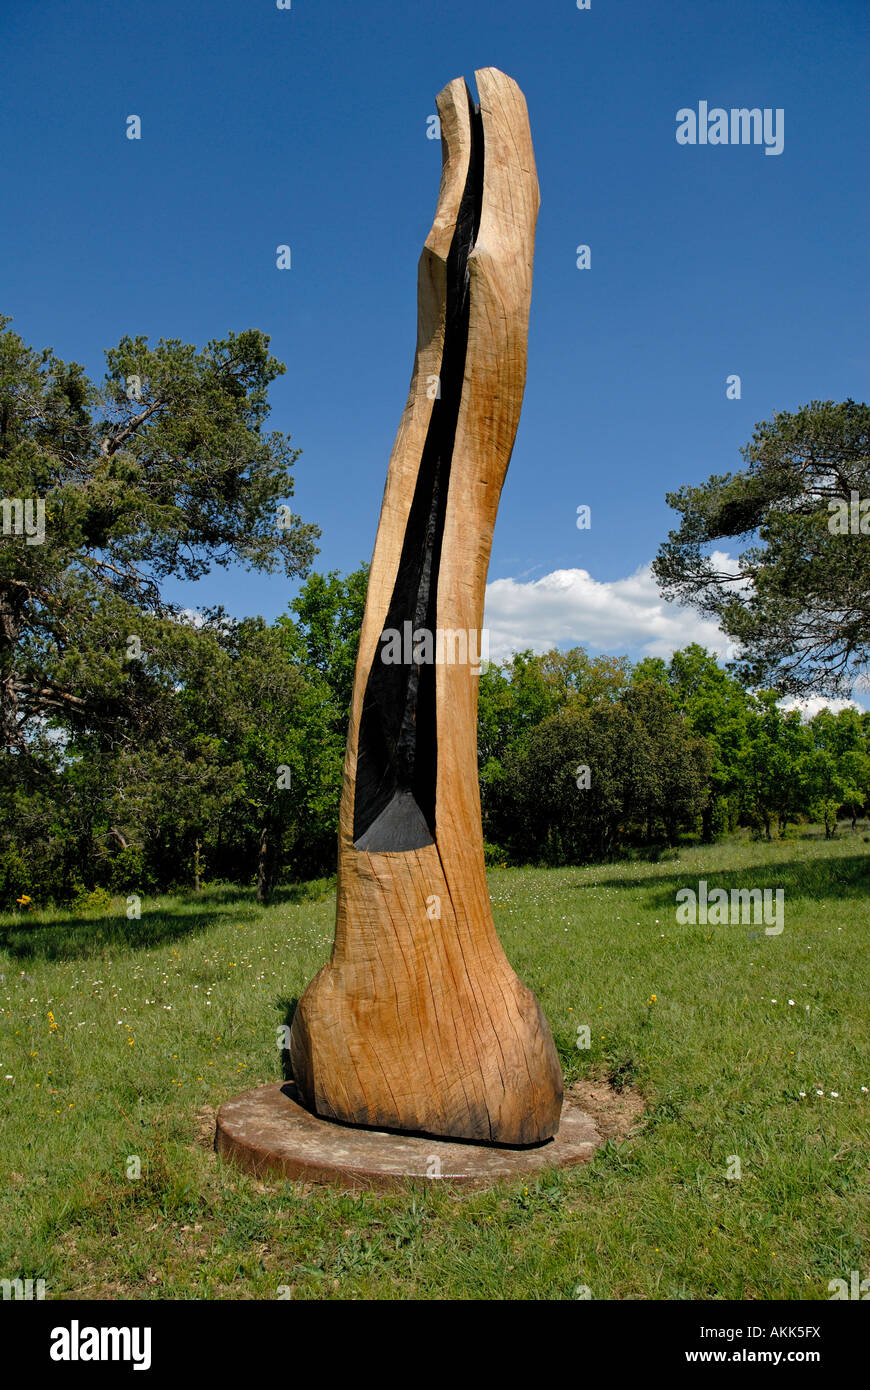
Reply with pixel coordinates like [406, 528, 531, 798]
[276, 995, 299, 1080]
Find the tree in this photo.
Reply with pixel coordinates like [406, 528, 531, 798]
[487, 680, 711, 865]
[489, 703, 632, 864]
[0, 609, 235, 902]
[172, 612, 341, 901]
[619, 679, 712, 846]
[278, 565, 369, 735]
[739, 693, 810, 839]
[477, 648, 630, 774]
[641, 644, 755, 840]
[653, 401, 870, 696]
[803, 707, 870, 836]
[0, 316, 318, 755]
[477, 648, 633, 843]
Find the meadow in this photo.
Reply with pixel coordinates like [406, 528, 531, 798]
[1, 828, 868, 1301]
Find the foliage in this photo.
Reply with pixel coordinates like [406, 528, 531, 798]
[484, 678, 711, 864]
[0, 314, 318, 755]
[653, 400, 870, 695]
[2, 317, 868, 898]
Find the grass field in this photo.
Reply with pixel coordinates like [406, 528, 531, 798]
[1, 828, 868, 1300]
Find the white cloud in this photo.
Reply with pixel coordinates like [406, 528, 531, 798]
[176, 607, 206, 629]
[483, 557, 737, 664]
[778, 695, 862, 719]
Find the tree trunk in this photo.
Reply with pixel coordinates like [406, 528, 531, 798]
[256, 801, 281, 905]
[0, 583, 25, 753]
[256, 824, 271, 904]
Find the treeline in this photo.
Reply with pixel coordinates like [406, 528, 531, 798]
[2, 563, 868, 907]
[0, 570, 366, 907]
[479, 643, 870, 864]
[2, 316, 868, 907]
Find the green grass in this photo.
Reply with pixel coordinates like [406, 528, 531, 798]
[1, 830, 868, 1300]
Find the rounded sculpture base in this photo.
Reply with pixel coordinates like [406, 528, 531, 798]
[215, 1080, 606, 1189]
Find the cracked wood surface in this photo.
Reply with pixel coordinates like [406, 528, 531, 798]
[289, 69, 563, 1144]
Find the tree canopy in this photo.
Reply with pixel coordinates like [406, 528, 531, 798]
[2, 318, 868, 907]
[653, 400, 870, 696]
[0, 316, 318, 754]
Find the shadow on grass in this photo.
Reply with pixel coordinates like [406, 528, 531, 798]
[0, 907, 235, 962]
[0, 877, 337, 963]
[571, 853, 870, 911]
[269, 879, 336, 906]
[169, 879, 335, 908]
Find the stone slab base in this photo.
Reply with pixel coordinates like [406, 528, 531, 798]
[215, 1081, 605, 1190]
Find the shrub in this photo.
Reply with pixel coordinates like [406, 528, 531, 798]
[70, 884, 113, 915]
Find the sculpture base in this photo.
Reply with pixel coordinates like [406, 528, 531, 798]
[215, 1080, 608, 1189]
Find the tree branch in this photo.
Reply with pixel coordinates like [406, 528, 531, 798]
[100, 400, 164, 457]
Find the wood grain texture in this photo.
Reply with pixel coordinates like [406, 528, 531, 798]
[290, 69, 563, 1145]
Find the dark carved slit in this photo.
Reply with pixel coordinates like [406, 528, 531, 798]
[353, 87, 484, 852]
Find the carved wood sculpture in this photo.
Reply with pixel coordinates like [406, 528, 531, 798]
[290, 68, 563, 1145]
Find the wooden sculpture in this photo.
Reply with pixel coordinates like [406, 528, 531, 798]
[290, 68, 563, 1145]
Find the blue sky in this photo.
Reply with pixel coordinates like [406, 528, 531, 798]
[2, 0, 868, 693]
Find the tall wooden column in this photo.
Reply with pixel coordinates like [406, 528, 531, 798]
[290, 69, 563, 1145]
